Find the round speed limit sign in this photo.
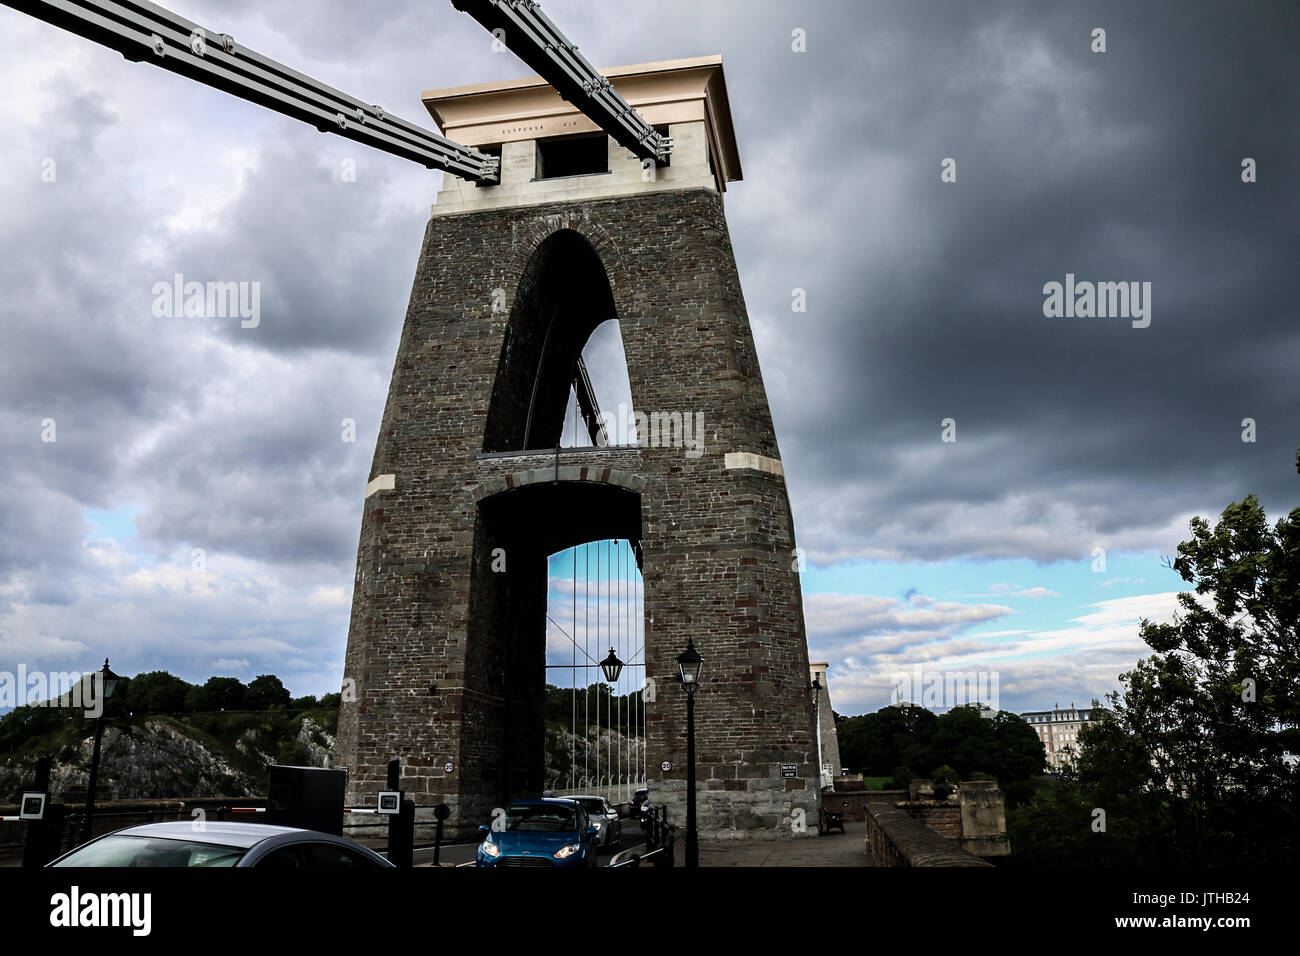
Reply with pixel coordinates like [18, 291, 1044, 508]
[443, 761, 454, 774]
[660, 760, 672, 772]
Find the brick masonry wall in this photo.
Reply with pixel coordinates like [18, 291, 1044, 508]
[334, 187, 819, 841]
[901, 800, 963, 838]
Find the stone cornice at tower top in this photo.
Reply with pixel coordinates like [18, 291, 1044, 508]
[421, 55, 743, 185]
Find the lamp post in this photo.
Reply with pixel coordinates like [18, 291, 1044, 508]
[81, 658, 120, 843]
[600, 646, 626, 803]
[676, 638, 703, 868]
[810, 674, 824, 791]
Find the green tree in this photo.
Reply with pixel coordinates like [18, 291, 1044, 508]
[928, 705, 996, 778]
[887, 765, 914, 791]
[990, 710, 1046, 781]
[246, 674, 291, 711]
[125, 671, 192, 714]
[187, 676, 247, 712]
[1074, 493, 1300, 863]
[838, 704, 938, 775]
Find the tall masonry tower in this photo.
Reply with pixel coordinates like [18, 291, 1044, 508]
[335, 56, 821, 841]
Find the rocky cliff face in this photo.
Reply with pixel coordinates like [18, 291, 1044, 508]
[55, 720, 254, 799]
[0, 716, 336, 801]
[2, 711, 600, 801]
[544, 725, 646, 791]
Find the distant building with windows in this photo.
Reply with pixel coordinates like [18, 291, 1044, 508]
[1019, 703, 1107, 771]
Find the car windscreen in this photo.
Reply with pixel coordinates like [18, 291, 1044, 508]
[575, 799, 606, 815]
[504, 804, 577, 832]
[51, 835, 245, 867]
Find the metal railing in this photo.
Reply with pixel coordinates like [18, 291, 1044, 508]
[609, 803, 673, 867]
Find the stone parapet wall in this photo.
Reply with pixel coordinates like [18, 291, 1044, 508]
[864, 805, 992, 867]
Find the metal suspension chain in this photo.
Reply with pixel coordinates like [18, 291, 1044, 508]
[4, 0, 500, 181]
[451, 0, 672, 163]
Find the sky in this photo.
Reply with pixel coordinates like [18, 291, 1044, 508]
[0, 1, 1295, 718]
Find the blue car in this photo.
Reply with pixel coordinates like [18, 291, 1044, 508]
[476, 798, 601, 867]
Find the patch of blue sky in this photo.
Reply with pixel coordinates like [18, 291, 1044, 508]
[546, 540, 640, 585]
[84, 505, 140, 542]
[802, 553, 1184, 640]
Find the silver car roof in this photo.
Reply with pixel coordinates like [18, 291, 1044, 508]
[108, 821, 307, 849]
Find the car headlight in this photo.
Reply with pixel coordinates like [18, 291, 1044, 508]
[553, 843, 582, 859]
[480, 840, 500, 858]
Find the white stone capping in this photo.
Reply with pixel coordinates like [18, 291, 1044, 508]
[724, 452, 784, 477]
[365, 473, 396, 498]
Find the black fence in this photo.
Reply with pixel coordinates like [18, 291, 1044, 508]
[609, 803, 674, 867]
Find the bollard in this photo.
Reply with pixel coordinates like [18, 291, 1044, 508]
[433, 803, 450, 866]
[22, 756, 62, 868]
[385, 758, 414, 868]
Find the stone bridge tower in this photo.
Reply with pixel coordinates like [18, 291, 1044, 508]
[335, 56, 820, 840]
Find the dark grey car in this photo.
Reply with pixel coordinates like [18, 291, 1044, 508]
[47, 820, 395, 868]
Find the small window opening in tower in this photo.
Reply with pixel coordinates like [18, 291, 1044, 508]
[535, 132, 609, 180]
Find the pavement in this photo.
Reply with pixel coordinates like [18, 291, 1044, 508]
[416, 820, 871, 867]
[698, 821, 871, 867]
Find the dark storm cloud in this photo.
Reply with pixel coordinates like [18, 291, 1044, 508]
[705, 0, 1300, 562]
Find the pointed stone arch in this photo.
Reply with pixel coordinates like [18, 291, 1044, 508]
[484, 227, 626, 453]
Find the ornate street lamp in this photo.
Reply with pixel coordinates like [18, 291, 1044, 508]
[676, 639, 703, 867]
[676, 639, 703, 690]
[81, 658, 120, 842]
[600, 647, 624, 685]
